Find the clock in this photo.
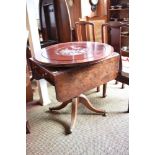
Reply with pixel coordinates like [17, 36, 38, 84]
[89, 0, 99, 5]
[89, 0, 99, 11]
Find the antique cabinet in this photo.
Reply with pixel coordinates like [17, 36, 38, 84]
[107, 0, 129, 53]
[39, 0, 72, 43]
[39, 0, 58, 43]
[107, 0, 129, 22]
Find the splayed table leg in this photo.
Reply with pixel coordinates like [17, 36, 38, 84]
[49, 94, 106, 133]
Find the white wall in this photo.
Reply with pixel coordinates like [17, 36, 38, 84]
[33, 0, 40, 19]
[81, 0, 97, 18]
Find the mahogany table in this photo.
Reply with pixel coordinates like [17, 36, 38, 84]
[29, 41, 120, 133]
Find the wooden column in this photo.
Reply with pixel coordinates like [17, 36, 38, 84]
[26, 0, 51, 106]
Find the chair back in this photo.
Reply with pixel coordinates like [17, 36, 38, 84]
[75, 21, 95, 41]
[101, 22, 129, 72]
[85, 16, 107, 42]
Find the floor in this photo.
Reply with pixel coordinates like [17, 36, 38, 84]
[26, 80, 129, 155]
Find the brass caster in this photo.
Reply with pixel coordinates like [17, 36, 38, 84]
[68, 129, 73, 134]
[102, 112, 107, 116]
[102, 95, 107, 98]
[49, 107, 53, 111]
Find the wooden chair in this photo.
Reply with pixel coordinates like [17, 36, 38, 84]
[101, 22, 129, 112]
[26, 65, 32, 134]
[118, 25, 129, 89]
[84, 16, 108, 95]
[75, 21, 100, 92]
[75, 21, 95, 42]
[85, 16, 108, 43]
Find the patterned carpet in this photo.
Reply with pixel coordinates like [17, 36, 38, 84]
[26, 80, 129, 155]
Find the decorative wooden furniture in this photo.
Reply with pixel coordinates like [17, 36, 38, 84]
[39, 0, 58, 47]
[119, 24, 129, 88]
[74, 21, 101, 92]
[29, 41, 120, 133]
[115, 24, 129, 110]
[65, 0, 81, 28]
[89, 0, 99, 12]
[26, 35, 32, 134]
[79, 16, 108, 96]
[101, 22, 129, 112]
[120, 25, 129, 57]
[107, 0, 129, 22]
[106, 0, 129, 65]
[75, 21, 95, 42]
[26, 66, 33, 103]
[97, 0, 108, 17]
[26, 65, 33, 134]
[39, 0, 72, 44]
[63, 0, 82, 41]
[85, 16, 108, 43]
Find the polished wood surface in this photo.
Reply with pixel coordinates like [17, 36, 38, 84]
[97, 0, 108, 16]
[50, 94, 106, 133]
[101, 22, 129, 112]
[29, 41, 120, 132]
[105, 22, 129, 74]
[30, 51, 119, 102]
[107, 0, 129, 22]
[54, 0, 72, 42]
[39, 0, 72, 43]
[29, 52, 119, 132]
[34, 41, 114, 67]
[101, 22, 129, 71]
[85, 16, 108, 42]
[74, 21, 100, 92]
[39, 0, 58, 42]
[26, 65, 33, 103]
[66, 0, 81, 28]
[75, 21, 95, 42]
[70, 98, 78, 133]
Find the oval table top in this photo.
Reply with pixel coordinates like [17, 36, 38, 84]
[34, 41, 114, 67]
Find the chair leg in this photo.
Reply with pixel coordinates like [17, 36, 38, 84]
[127, 104, 129, 113]
[124, 102, 129, 113]
[102, 83, 107, 98]
[115, 80, 118, 84]
[26, 121, 30, 134]
[121, 83, 125, 89]
[97, 86, 100, 92]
